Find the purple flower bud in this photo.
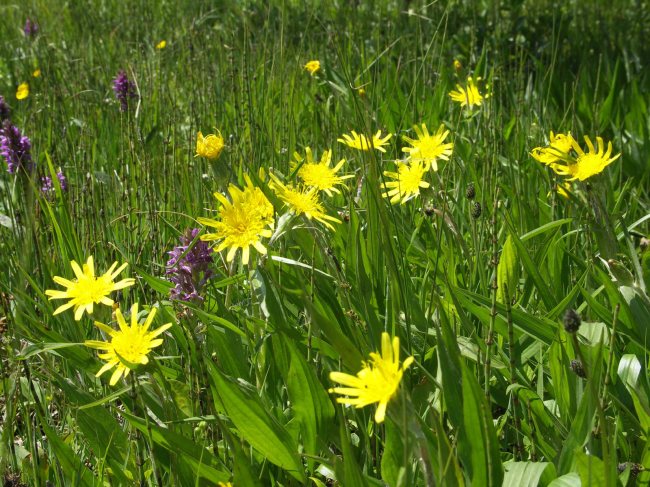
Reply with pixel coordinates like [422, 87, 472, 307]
[112, 70, 137, 112]
[41, 171, 67, 196]
[1, 121, 33, 174]
[0, 96, 10, 123]
[24, 18, 38, 38]
[166, 228, 214, 302]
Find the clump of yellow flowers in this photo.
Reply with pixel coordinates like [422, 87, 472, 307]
[195, 130, 225, 160]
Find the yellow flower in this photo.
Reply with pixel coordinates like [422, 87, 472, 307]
[357, 87, 366, 97]
[85, 303, 171, 386]
[549, 181, 572, 199]
[217, 483, 233, 487]
[45, 256, 135, 321]
[304, 60, 320, 75]
[381, 161, 430, 205]
[550, 136, 621, 182]
[453, 59, 462, 72]
[197, 175, 274, 265]
[195, 130, 225, 160]
[269, 174, 341, 230]
[16, 82, 29, 100]
[293, 147, 353, 196]
[32, 69, 41, 78]
[155, 40, 167, 49]
[448, 76, 487, 108]
[401, 123, 453, 171]
[329, 332, 414, 423]
[531, 132, 575, 165]
[337, 130, 392, 153]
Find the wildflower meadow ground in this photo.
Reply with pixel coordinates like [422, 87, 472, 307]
[1, 1, 649, 486]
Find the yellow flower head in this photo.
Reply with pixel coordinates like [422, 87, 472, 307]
[401, 123, 453, 171]
[45, 256, 135, 321]
[381, 161, 430, 205]
[531, 131, 575, 165]
[197, 175, 274, 265]
[32, 69, 41, 78]
[329, 332, 414, 423]
[549, 181, 572, 199]
[85, 303, 172, 386]
[16, 82, 29, 100]
[156, 40, 167, 49]
[304, 60, 321, 75]
[448, 76, 488, 108]
[195, 130, 225, 160]
[337, 130, 392, 153]
[269, 174, 341, 230]
[293, 147, 353, 196]
[550, 136, 621, 182]
[453, 59, 462, 72]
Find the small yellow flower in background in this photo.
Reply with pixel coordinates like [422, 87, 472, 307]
[338, 130, 392, 153]
[549, 136, 620, 181]
[531, 132, 575, 165]
[198, 175, 274, 265]
[304, 60, 321, 75]
[329, 332, 414, 423]
[381, 161, 430, 205]
[401, 123, 453, 171]
[293, 147, 353, 196]
[550, 181, 572, 199]
[16, 82, 29, 100]
[32, 69, 41, 78]
[155, 40, 167, 49]
[195, 130, 225, 160]
[453, 59, 462, 72]
[357, 87, 366, 97]
[45, 256, 135, 321]
[85, 303, 172, 386]
[448, 76, 488, 108]
[270, 174, 341, 230]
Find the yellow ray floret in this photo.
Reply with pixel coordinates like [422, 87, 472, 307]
[198, 175, 274, 265]
[548, 136, 620, 181]
[270, 173, 341, 230]
[381, 161, 430, 205]
[338, 130, 392, 152]
[304, 60, 320, 75]
[195, 130, 225, 159]
[293, 147, 353, 196]
[45, 256, 135, 321]
[329, 332, 414, 423]
[531, 132, 575, 165]
[401, 123, 453, 171]
[448, 76, 488, 108]
[85, 303, 172, 386]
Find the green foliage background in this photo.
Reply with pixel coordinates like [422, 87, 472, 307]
[1, 0, 649, 485]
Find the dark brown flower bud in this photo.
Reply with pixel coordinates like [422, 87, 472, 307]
[466, 183, 475, 200]
[563, 308, 581, 333]
[570, 359, 586, 378]
[471, 202, 482, 219]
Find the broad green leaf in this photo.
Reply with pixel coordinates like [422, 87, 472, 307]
[503, 461, 556, 487]
[206, 361, 306, 482]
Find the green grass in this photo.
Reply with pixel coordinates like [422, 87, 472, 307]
[1, 0, 649, 485]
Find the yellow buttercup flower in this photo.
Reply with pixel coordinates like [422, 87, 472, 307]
[198, 175, 274, 265]
[337, 130, 392, 153]
[550, 136, 620, 181]
[270, 174, 341, 230]
[453, 59, 462, 72]
[32, 69, 41, 78]
[45, 256, 135, 321]
[401, 123, 453, 171]
[156, 40, 167, 49]
[195, 130, 225, 160]
[16, 82, 29, 100]
[304, 60, 320, 75]
[448, 76, 488, 108]
[85, 303, 171, 386]
[329, 332, 414, 423]
[381, 161, 430, 205]
[293, 147, 353, 196]
[531, 132, 575, 165]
